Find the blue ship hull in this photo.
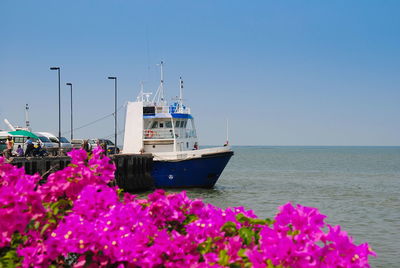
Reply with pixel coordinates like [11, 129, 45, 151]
[151, 151, 233, 188]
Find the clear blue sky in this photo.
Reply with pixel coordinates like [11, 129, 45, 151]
[1, 0, 399, 146]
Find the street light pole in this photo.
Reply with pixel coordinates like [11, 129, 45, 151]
[66, 83, 73, 141]
[108, 76, 117, 152]
[50, 67, 61, 152]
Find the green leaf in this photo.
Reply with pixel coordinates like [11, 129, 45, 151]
[236, 213, 273, 227]
[40, 223, 51, 235]
[49, 201, 58, 211]
[117, 188, 125, 201]
[238, 248, 247, 258]
[197, 237, 213, 254]
[287, 229, 300, 236]
[218, 250, 229, 266]
[250, 218, 274, 226]
[0, 249, 21, 268]
[236, 213, 273, 226]
[254, 230, 261, 244]
[183, 214, 198, 225]
[235, 213, 250, 223]
[53, 207, 59, 215]
[266, 259, 283, 268]
[239, 227, 254, 245]
[34, 221, 40, 230]
[11, 232, 27, 247]
[265, 218, 274, 226]
[221, 221, 238, 236]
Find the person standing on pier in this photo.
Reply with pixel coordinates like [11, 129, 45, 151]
[82, 140, 91, 153]
[5, 136, 14, 158]
[25, 137, 34, 157]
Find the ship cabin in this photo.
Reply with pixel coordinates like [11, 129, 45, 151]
[142, 104, 198, 153]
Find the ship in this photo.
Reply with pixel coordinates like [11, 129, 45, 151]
[122, 62, 233, 188]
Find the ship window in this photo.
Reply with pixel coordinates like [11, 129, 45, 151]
[182, 121, 187, 128]
[159, 123, 164, 128]
[166, 121, 172, 128]
[186, 142, 189, 148]
[15, 137, 24, 143]
[175, 121, 181, 128]
[151, 121, 158, 128]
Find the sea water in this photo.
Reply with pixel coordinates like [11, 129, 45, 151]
[182, 146, 400, 267]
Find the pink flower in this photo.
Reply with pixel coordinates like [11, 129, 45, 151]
[0, 153, 376, 267]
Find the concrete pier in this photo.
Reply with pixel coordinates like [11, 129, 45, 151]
[10, 156, 71, 177]
[111, 154, 154, 191]
[8, 154, 155, 191]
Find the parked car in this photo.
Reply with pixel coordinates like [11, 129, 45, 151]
[88, 138, 120, 154]
[36, 132, 73, 154]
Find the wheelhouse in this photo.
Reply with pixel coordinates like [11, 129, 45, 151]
[142, 106, 198, 153]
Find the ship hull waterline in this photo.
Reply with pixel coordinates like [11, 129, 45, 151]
[151, 151, 234, 188]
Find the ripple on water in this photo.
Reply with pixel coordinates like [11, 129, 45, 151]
[189, 146, 400, 267]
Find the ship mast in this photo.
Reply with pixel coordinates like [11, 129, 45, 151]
[179, 77, 183, 102]
[25, 104, 31, 131]
[139, 81, 144, 100]
[152, 61, 166, 106]
[178, 76, 184, 112]
[137, 81, 144, 102]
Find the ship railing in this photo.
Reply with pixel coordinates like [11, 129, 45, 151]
[143, 129, 197, 140]
[154, 106, 191, 114]
[143, 129, 175, 140]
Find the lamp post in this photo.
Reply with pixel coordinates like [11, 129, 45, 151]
[66, 83, 73, 141]
[108, 76, 117, 152]
[50, 67, 61, 152]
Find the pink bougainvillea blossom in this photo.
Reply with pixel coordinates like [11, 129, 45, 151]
[0, 149, 376, 267]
